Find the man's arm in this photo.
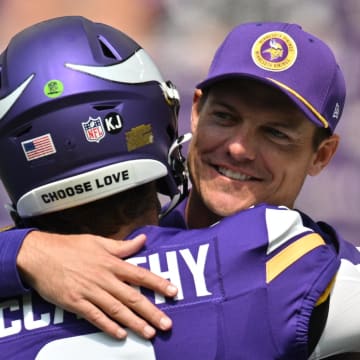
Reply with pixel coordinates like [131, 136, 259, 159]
[0, 228, 34, 295]
[3, 230, 177, 339]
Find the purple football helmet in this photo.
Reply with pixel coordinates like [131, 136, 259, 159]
[0, 16, 185, 217]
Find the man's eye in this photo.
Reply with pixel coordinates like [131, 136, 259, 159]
[213, 111, 235, 123]
[214, 111, 229, 118]
[266, 127, 289, 139]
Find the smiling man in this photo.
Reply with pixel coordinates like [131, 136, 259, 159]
[186, 78, 337, 228]
[181, 22, 341, 229]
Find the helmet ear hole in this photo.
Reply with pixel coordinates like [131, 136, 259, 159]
[13, 125, 32, 138]
[93, 102, 118, 111]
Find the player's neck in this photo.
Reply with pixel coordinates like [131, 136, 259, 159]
[111, 208, 159, 240]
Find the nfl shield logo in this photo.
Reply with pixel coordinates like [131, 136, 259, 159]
[82, 117, 105, 143]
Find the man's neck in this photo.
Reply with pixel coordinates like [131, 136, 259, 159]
[185, 189, 222, 229]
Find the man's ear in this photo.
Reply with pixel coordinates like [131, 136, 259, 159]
[308, 134, 340, 176]
[191, 89, 202, 133]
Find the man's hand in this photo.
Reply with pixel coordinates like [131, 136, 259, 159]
[17, 231, 177, 339]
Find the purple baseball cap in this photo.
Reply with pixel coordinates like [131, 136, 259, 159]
[197, 22, 346, 132]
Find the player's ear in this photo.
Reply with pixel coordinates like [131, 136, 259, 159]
[308, 134, 339, 176]
[191, 89, 202, 133]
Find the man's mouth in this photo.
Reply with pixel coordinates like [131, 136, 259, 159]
[217, 166, 253, 181]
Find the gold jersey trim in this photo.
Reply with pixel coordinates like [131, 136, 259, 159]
[266, 233, 325, 283]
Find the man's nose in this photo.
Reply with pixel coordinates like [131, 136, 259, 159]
[226, 128, 257, 161]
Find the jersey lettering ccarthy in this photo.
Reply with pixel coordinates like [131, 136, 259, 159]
[0, 204, 339, 359]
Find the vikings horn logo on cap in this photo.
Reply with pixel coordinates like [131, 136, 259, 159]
[251, 31, 297, 72]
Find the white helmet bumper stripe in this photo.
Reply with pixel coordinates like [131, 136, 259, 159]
[0, 74, 34, 121]
[17, 159, 168, 217]
[65, 49, 164, 84]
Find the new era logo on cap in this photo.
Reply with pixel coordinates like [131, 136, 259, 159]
[197, 22, 346, 132]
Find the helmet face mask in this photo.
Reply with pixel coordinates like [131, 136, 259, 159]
[0, 16, 183, 217]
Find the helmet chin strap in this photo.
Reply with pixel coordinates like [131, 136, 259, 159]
[159, 192, 182, 220]
[5, 203, 24, 228]
[160, 133, 192, 219]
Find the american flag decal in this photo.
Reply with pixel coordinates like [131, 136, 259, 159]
[21, 133, 56, 161]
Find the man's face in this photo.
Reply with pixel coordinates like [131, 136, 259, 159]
[188, 79, 336, 220]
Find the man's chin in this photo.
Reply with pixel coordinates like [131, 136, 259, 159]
[206, 196, 254, 217]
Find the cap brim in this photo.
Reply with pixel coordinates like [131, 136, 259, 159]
[197, 74, 329, 131]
